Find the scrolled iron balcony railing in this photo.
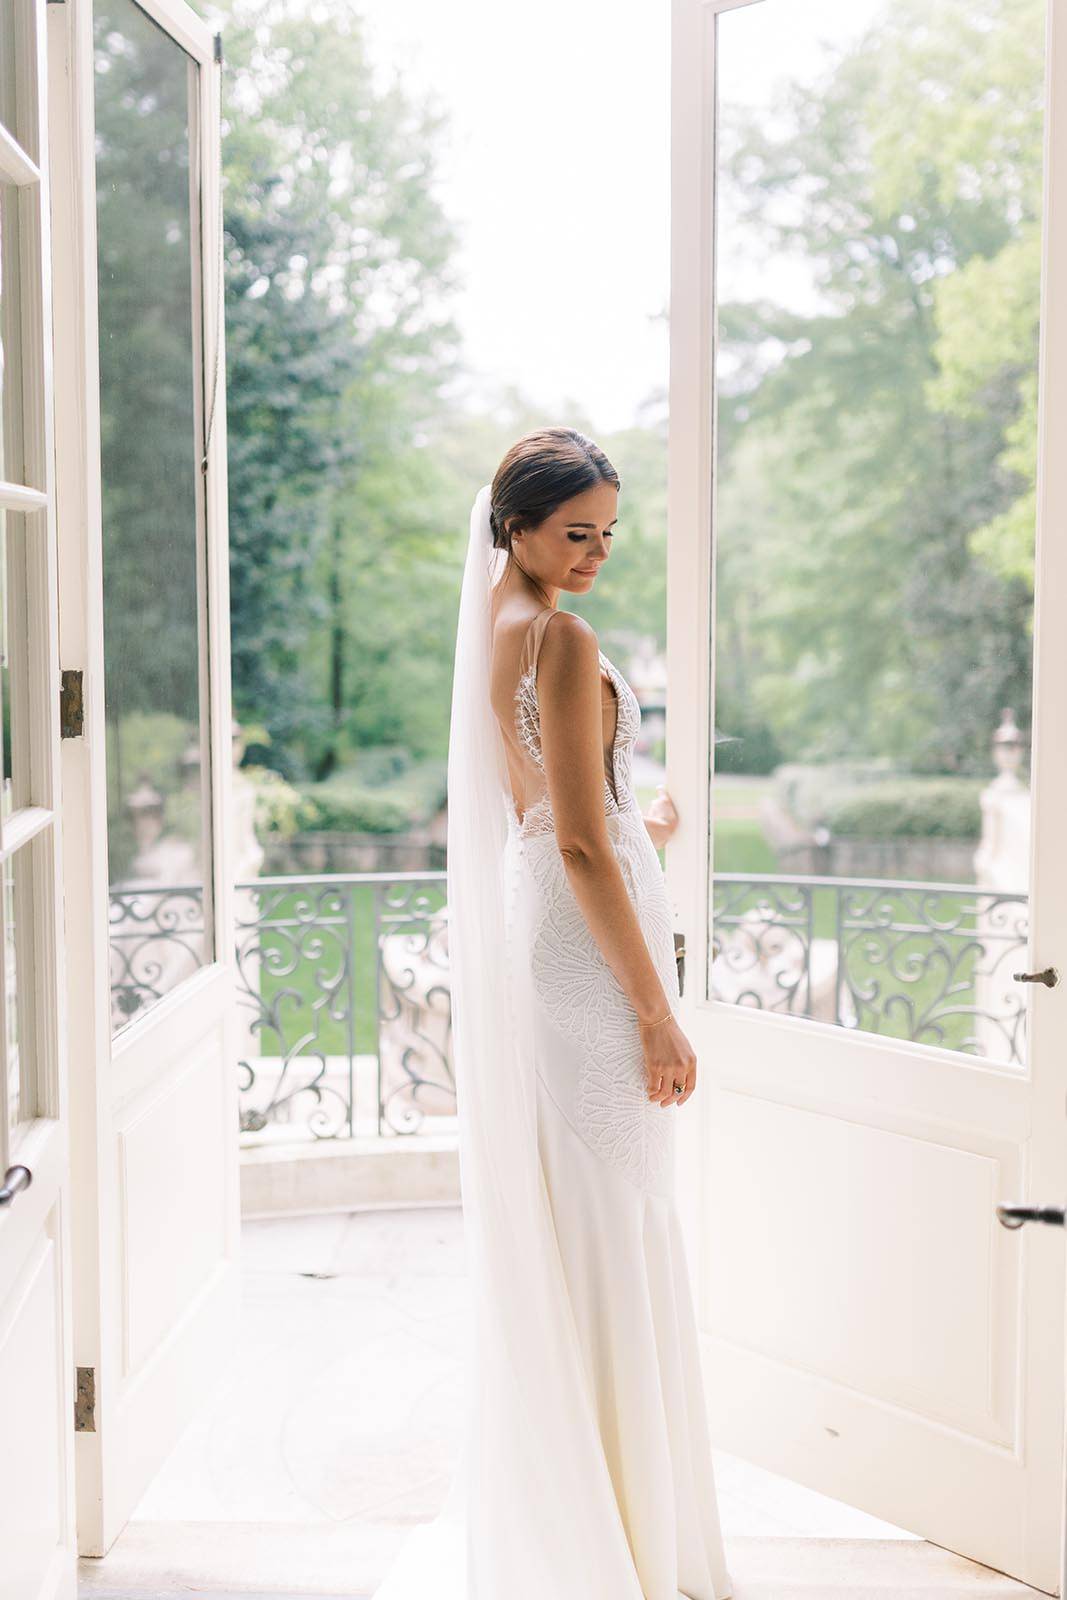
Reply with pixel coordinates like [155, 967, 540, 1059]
[109, 883, 208, 1028]
[712, 873, 1028, 1064]
[232, 872, 453, 1141]
[107, 869, 1031, 1142]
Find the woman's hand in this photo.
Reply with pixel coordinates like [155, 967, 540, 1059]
[639, 1013, 697, 1107]
[643, 784, 679, 850]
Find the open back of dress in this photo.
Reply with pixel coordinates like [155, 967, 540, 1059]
[492, 605, 623, 839]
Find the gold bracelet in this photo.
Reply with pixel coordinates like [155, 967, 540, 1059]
[638, 1010, 673, 1028]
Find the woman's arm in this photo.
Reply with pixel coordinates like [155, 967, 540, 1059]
[536, 611, 671, 1025]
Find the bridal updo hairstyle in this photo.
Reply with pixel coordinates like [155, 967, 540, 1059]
[489, 427, 620, 552]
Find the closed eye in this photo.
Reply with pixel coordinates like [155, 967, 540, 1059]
[568, 530, 615, 542]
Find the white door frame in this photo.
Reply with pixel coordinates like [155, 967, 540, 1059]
[0, 1, 77, 1595]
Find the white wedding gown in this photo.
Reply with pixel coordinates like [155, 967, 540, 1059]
[375, 605, 732, 1600]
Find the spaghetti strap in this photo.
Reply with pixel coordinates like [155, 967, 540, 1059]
[519, 607, 613, 692]
[518, 606, 562, 675]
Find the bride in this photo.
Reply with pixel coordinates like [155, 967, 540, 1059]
[374, 428, 732, 1600]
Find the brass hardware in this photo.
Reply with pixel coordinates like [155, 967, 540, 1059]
[0, 1165, 32, 1206]
[60, 669, 84, 738]
[75, 1367, 96, 1432]
[1012, 966, 1059, 988]
[997, 1201, 1065, 1230]
[674, 932, 686, 998]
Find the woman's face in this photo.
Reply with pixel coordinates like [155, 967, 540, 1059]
[510, 480, 618, 596]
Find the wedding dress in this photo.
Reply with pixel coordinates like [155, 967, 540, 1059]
[372, 486, 732, 1600]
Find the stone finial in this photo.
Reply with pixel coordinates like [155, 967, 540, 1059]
[992, 707, 1026, 788]
[127, 773, 165, 851]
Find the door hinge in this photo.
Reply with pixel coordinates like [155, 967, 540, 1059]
[60, 669, 84, 738]
[214, 31, 223, 64]
[75, 1366, 96, 1432]
[674, 931, 686, 998]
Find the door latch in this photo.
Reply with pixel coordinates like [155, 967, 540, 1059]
[674, 932, 685, 997]
[1012, 966, 1059, 987]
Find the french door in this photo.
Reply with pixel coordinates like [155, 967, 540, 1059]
[48, 0, 238, 1556]
[668, 0, 1067, 1591]
[0, 2, 77, 1597]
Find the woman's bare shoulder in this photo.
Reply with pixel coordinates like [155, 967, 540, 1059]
[539, 607, 598, 661]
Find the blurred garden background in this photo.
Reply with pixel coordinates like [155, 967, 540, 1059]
[94, 0, 1044, 1155]
[209, 0, 1039, 873]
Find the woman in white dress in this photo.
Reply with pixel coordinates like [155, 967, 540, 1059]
[374, 429, 732, 1600]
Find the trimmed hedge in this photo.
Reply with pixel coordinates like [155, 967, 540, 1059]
[296, 754, 448, 836]
[824, 779, 983, 838]
[772, 762, 983, 840]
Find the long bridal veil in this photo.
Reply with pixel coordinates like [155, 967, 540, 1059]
[372, 486, 650, 1599]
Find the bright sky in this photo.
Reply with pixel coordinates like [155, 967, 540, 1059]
[358, 0, 886, 434]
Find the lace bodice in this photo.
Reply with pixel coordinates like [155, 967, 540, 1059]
[506, 607, 643, 840]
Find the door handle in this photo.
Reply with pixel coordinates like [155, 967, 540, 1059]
[996, 1201, 1065, 1230]
[1012, 966, 1059, 987]
[0, 1165, 32, 1207]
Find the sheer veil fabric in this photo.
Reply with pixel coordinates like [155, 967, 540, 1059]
[372, 485, 696, 1599]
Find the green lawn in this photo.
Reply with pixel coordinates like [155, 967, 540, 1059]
[245, 879, 447, 1059]
[713, 818, 780, 875]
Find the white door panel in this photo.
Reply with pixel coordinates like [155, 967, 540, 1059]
[48, 0, 238, 1556]
[668, 0, 1067, 1590]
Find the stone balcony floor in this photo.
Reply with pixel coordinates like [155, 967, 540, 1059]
[78, 1206, 1044, 1599]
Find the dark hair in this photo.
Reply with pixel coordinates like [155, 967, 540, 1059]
[489, 427, 620, 551]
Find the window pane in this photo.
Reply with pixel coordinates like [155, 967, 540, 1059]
[94, 0, 213, 1033]
[0, 180, 25, 491]
[709, 0, 1041, 1068]
[0, 176, 30, 819]
[0, 7, 15, 142]
[0, 514, 8, 816]
[0, 4, 37, 163]
[0, 510, 29, 818]
[4, 845, 33, 1136]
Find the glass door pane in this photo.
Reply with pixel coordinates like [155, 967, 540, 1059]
[1, 190, 30, 822]
[709, 0, 1043, 1067]
[94, 0, 214, 1033]
[0, 2, 51, 1149]
[3, 848, 34, 1138]
[0, 7, 15, 141]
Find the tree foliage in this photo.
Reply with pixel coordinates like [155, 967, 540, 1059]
[213, 0, 463, 777]
[714, 0, 1042, 774]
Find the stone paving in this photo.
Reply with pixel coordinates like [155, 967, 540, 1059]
[80, 1207, 1042, 1598]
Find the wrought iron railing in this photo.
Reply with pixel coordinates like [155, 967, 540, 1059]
[712, 874, 1028, 1065]
[233, 872, 453, 1140]
[109, 883, 208, 1030]
[107, 869, 1031, 1141]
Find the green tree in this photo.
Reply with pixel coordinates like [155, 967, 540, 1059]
[211, 0, 463, 778]
[713, 0, 1042, 773]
